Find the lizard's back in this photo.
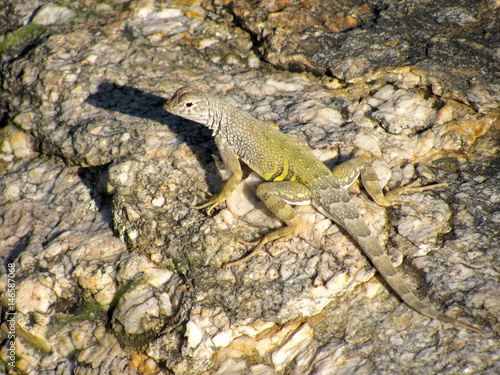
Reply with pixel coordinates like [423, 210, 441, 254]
[214, 97, 331, 185]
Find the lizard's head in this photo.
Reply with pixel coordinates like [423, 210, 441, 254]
[164, 87, 210, 126]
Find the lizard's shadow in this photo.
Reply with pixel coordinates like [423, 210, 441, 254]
[85, 81, 224, 194]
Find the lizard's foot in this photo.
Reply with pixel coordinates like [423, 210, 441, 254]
[223, 236, 271, 267]
[191, 193, 226, 216]
[384, 182, 448, 210]
[224, 218, 304, 267]
[360, 162, 448, 211]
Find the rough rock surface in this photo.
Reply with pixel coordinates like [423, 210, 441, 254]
[0, 0, 499, 374]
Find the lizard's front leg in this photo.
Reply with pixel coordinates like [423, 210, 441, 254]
[225, 180, 311, 267]
[331, 156, 447, 209]
[193, 136, 242, 216]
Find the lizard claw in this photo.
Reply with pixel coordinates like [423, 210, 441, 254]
[191, 193, 225, 216]
[223, 240, 268, 268]
[235, 238, 260, 246]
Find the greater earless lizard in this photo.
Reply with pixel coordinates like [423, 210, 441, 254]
[164, 86, 483, 334]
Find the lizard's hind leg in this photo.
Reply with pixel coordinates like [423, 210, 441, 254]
[224, 181, 311, 267]
[330, 156, 447, 209]
[359, 164, 447, 209]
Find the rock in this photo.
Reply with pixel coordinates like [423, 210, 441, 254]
[31, 3, 75, 25]
[0, 0, 498, 374]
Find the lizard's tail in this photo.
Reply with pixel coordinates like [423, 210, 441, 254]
[311, 185, 484, 334]
[355, 234, 484, 334]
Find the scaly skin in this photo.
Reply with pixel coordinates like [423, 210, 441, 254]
[164, 86, 483, 334]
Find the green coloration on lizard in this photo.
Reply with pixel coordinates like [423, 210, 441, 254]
[164, 86, 483, 334]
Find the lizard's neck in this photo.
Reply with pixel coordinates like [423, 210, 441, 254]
[206, 96, 227, 137]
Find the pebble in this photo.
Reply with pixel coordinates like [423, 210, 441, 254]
[31, 3, 75, 25]
[151, 195, 165, 207]
[313, 107, 344, 127]
[370, 85, 437, 134]
[16, 278, 57, 314]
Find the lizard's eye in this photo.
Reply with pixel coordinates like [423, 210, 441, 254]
[185, 102, 193, 107]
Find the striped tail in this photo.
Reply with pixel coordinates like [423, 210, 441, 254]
[311, 178, 483, 334]
[355, 234, 483, 334]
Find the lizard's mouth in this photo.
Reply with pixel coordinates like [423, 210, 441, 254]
[163, 102, 173, 112]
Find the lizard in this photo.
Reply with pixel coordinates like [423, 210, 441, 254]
[164, 86, 483, 334]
